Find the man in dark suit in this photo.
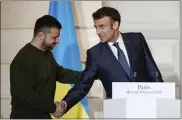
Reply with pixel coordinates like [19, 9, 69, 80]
[56, 7, 163, 117]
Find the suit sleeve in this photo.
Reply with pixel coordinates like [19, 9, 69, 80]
[140, 33, 163, 82]
[62, 50, 97, 112]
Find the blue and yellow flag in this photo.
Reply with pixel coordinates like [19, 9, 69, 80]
[49, 1, 90, 119]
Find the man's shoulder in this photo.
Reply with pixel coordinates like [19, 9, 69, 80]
[11, 43, 32, 65]
[86, 42, 104, 56]
[122, 32, 145, 43]
[121, 32, 143, 36]
[88, 42, 103, 52]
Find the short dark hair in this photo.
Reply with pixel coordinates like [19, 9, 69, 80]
[92, 7, 121, 27]
[33, 15, 62, 36]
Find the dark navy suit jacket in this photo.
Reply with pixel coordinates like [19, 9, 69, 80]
[63, 32, 163, 111]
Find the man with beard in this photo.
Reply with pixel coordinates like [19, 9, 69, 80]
[10, 15, 80, 119]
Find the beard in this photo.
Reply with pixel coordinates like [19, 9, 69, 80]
[42, 40, 55, 51]
[46, 43, 56, 51]
[49, 43, 56, 50]
[46, 45, 53, 51]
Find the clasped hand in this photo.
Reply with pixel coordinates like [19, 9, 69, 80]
[52, 101, 66, 118]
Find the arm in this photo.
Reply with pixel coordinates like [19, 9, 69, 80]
[10, 61, 56, 113]
[140, 33, 163, 82]
[62, 50, 98, 112]
[56, 64, 82, 84]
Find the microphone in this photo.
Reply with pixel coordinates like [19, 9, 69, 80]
[133, 72, 137, 82]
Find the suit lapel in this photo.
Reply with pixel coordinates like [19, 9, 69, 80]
[121, 33, 134, 78]
[103, 42, 130, 79]
[102, 33, 136, 79]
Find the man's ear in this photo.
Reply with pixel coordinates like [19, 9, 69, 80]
[113, 21, 119, 30]
[37, 32, 45, 41]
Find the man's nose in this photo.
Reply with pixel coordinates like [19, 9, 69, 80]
[96, 28, 102, 35]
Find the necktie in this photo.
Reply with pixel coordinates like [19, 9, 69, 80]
[113, 42, 130, 77]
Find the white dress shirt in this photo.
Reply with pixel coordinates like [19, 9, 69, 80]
[108, 33, 130, 67]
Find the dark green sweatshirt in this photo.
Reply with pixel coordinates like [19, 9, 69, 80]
[10, 43, 81, 118]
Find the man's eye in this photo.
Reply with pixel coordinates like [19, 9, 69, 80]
[100, 25, 104, 28]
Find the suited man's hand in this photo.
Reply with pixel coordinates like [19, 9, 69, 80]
[59, 100, 67, 117]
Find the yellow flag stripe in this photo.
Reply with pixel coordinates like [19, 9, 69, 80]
[51, 82, 89, 119]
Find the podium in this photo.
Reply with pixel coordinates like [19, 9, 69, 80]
[103, 83, 181, 118]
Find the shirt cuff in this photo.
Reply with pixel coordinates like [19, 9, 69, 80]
[61, 100, 67, 109]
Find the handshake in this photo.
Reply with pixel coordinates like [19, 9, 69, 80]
[52, 100, 67, 118]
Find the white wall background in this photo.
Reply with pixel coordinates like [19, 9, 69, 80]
[1, 1, 180, 118]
